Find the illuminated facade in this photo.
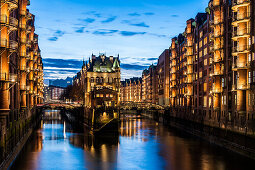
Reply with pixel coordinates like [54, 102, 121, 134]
[0, 0, 43, 161]
[120, 78, 142, 103]
[74, 54, 121, 108]
[168, 0, 255, 132]
[142, 64, 158, 104]
[157, 49, 170, 106]
[231, 0, 255, 126]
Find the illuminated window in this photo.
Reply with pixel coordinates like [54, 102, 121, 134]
[96, 94, 100, 97]
[204, 37, 207, 44]
[200, 31, 203, 38]
[100, 94, 103, 97]
[249, 71, 251, 83]
[204, 48, 207, 56]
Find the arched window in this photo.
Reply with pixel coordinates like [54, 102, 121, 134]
[91, 77, 94, 83]
[96, 77, 99, 83]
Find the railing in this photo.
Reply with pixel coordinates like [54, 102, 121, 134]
[0, 15, 8, 24]
[232, 28, 250, 37]
[20, 10, 26, 16]
[20, 52, 26, 57]
[233, 12, 251, 22]
[232, 62, 250, 69]
[232, 0, 250, 6]
[20, 85, 30, 91]
[237, 83, 250, 90]
[20, 66, 30, 72]
[19, 23, 26, 29]
[232, 45, 250, 53]
[1, 0, 19, 5]
[211, 85, 223, 93]
[20, 38, 26, 44]
[214, 44, 224, 51]
[210, 69, 224, 76]
[9, 40, 18, 50]
[212, 0, 222, 7]
[26, 25, 32, 32]
[213, 57, 223, 63]
[185, 52, 193, 56]
[0, 73, 17, 82]
[0, 38, 7, 48]
[9, 17, 18, 28]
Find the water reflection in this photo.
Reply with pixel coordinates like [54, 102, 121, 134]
[11, 111, 255, 170]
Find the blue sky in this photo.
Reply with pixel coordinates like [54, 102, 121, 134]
[28, 0, 209, 81]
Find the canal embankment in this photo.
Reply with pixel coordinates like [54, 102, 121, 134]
[142, 110, 255, 159]
[0, 108, 42, 170]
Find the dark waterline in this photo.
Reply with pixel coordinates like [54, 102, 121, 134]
[10, 110, 255, 170]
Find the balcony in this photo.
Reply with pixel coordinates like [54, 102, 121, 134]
[211, 85, 223, 93]
[26, 39, 31, 47]
[9, 17, 18, 30]
[185, 52, 193, 56]
[26, 53, 31, 59]
[20, 85, 30, 91]
[0, 15, 8, 25]
[232, 28, 250, 40]
[0, 73, 17, 83]
[20, 38, 26, 44]
[232, 45, 250, 55]
[232, 12, 251, 26]
[232, 62, 250, 70]
[211, 19, 224, 26]
[232, 0, 250, 11]
[237, 83, 250, 90]
[19, 23, 26, 29]
[9, 40, 18, 51]
[213, 57, 223, 63]
[20, 52, 26, 58]
[20, 10, 26, 16]
[213, 44, 224, 51]
[27, 12, 33, 20]
[26, 25, 32, 33]
[210, 69, 224, 77]
[20, 66, 30, 72]
[212, 0, 223, 9]
[1, 0, 18, 10]
[185, 42, 193, 48]
[0, 38, 7, 48]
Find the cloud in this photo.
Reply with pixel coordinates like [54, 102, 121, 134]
[171, 15, 179, 17]
[84, 11, 101, 18]
[93, 29, 118, 36]
[147, 33, 167, 38]
[54, 30, 65, 37]
[48, 30, 65, 41]
[79, 18, 95, 23]
[119, 31, 146, 36]
[128, 13, 141, 17]
[147, 58, 158, 61]
[144, 12, 154, 16]
[101, 16, 117, 23]
[48, 37, 58, 41]
[75, 27, 85, 33]
[131, 22, 149, 28]
[121, 63, 148, 70]
[43, 58, 83, 69]
[122, 20, 150, 28]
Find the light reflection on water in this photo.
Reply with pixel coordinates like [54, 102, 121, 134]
[10, 110, 255, 170]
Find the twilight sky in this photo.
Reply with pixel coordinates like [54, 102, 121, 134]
[28, 0, 209, 81]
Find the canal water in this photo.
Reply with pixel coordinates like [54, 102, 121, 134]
[10, 110, 255, 170]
